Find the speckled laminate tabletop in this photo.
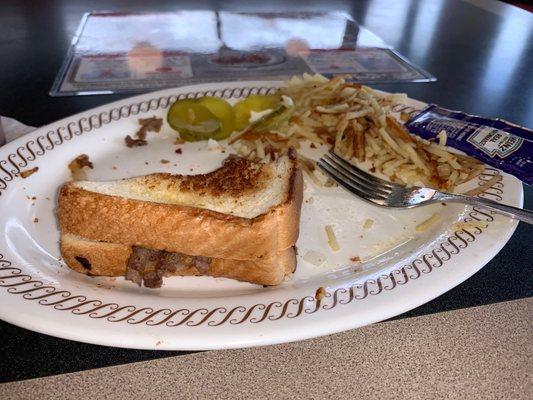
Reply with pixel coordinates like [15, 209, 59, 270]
[2, 298, 532, 399]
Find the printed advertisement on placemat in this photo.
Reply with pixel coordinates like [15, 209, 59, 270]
[51, 11, 435, 96]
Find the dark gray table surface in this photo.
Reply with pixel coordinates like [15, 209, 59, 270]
[0, 0, 531, 383]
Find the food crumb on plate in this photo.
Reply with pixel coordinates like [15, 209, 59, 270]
[325, 225, 340, 252]
[20, 167, 39, 179]
[125, 116, 162, 147]
[315, 287, 326, 301]
[160, 159, 170, 164]
[453, 220, 488, 231]
[175, 148, 182, 154]
[416, 213, 442, 232]
[33, 218, 39, 223]
[69, 154, 93, 180]
[125, 135, 147, 147]
[303, 250, 326, 267]
[362, 218, 374, 229]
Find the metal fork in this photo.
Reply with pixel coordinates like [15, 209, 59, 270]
[317, 151, 533, 224]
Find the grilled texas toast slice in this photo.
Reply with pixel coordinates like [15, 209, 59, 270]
[57, 149, 303, 261]
[61, 234, 296, 286]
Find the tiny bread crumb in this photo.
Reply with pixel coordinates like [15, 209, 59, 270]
[310, 142, 317, 149]
[350, 256, 361, 264]
[362, 218, 374, 229]
[69, 154, 93, 172]
[156, 340, 162, 346]
[160, 159, 170, 164]
[138, 116, 163, 134]
[112, 166, 117, 170]
[315, 287, 326, 301]
[31, 196, 36, 200]
[441, 202, 447, 206]
[20, 167, 39, 179]
[45, 197, 50, 200]
[125, 135, 148, 147]
[145, 162, 149, 165]
[69, 154, 93, 180]
[33, 218, 39, 223]
[125, 116, 163, 147]
[175, 148, 182, 154]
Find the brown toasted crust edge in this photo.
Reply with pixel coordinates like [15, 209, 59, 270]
[277, 149, 303, 247]
[61, 234, 296, 286]
[57, 152, 303, 260]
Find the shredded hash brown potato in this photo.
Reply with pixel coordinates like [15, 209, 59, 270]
[415, 213, 442, 232]
[462, 174, 502, 197]
[228, 74, 484, 191]
[325, 225, 340, 252]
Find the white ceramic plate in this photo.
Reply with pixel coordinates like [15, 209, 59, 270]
[0, 81, 522, 350]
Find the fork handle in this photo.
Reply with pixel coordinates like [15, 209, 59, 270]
[439, 193, 533, 224]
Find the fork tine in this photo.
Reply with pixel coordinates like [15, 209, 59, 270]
[322, 154, 392, 196]
[327, 151, 401, 189]
[317, 160, 387, 204]
[320, 157, 390, 199]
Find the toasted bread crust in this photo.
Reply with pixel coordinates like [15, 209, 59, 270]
[57, 152, 302, 260]
[61, 235, 296, 286]
[277, 155, 303, 246]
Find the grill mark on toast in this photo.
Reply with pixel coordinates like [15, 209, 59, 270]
[142, 155, 270, 197]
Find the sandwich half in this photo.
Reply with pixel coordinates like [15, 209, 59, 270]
[57, 149, 303, 287]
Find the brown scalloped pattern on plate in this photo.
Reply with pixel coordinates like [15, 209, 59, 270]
[0, 88, 505, 327]
[0, 86, 279, 195]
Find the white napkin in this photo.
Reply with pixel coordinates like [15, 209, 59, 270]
[0, 116, 36, 145]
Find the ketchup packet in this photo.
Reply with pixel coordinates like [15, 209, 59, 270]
[405, 105, 532, 185]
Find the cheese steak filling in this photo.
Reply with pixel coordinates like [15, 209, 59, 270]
[126, 246, 212, 288]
